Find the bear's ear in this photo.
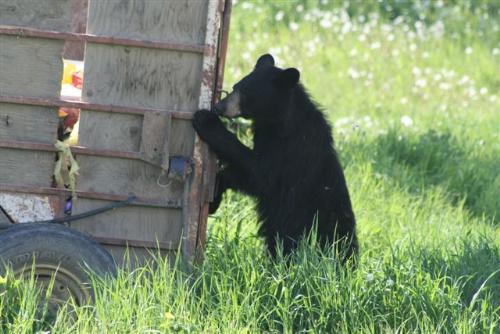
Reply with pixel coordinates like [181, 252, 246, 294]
[255, 54, 275, 69]
[276, 68, 300, 89]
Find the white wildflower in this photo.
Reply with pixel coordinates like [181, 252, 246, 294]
[439, 82, 451, 90]
[289, 22, 299, 31]
[366, 273, 375, 282]
[415, 79, 427, 88]
[393, 16, 404, 25]
[370, 41, 381, 49]
[381, 24, 392, 33]
[410, 43, 417, 51]
[492, 48, 500, 56]
[275, 11, 284, 22]
[320, 18, 332, 28]
[335, 117, 351, 127]
[401, 116, 413, 127]
[296, 4, 304, 13]
[400, 97, 408, 105]
[479, 87, 488, 95]
[241, 2, 253, 10]
[458, 75, 470, 85]
[347, 68, 360, 79]
[341, 22, 351, 35]
[465, 47, 473, 55]
[467, 87, 477, 97]
[386, 279, 395, 288]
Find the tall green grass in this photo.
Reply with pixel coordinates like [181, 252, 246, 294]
[1, 1, 499, 332]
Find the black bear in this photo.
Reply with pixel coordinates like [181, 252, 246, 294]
[193, 54, 357, 260]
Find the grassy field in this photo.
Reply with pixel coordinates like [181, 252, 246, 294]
[1, 1, 499, 333]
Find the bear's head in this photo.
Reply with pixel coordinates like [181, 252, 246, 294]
[215, 54, 300, 124]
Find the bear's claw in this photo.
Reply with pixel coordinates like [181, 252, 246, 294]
[192, 109, 225, 140]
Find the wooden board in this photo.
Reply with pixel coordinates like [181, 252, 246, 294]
[0, 149, 54, 187]
[82, 45, 203, 111]
[0, 103, 58, 143]
[75, 155, 184, 199]
[78, 110, 143, 152]
[70, 199, 182, 248]
[74, 0, 218, 263]
[78, 110, 172, 167]
[87, 0, 208, 44]
[170, 119, 195, 157]
[0, 0, 74, 32]
[0, 35, 64, 98]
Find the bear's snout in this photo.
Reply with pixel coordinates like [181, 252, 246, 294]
[215, 91, 241, 118]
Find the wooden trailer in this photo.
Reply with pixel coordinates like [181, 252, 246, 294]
[0, 0, 231, 305]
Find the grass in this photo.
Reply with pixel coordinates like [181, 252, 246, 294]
[1, 1, 499, 333]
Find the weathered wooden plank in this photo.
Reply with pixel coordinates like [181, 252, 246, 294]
[0, 149, 54, 187]
[82, 44, 203, 110]
[75, 155, 184, 199]
[140, 111, 171, 168]
[170, 119, 195, 157]
[0, 0, 74, 32]
[63, 0, 88, 60]
[0, 103, 58, 143]
[87, 0, 208, 44]
[71, 199, 182, 247]
[78, 110, 142, 151]
[0, 35, 64, 98]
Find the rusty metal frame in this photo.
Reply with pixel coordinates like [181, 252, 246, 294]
[0, 95, 193, 120]
[0, 25, 206, 54]
[94, 236, 175, 250]
[194, 0, 233, 262]
[0, 140, 191, 173]
[0, 184, 182, 209]
[182, 0, 228, 262]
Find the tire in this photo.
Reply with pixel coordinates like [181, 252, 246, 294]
[0, 223, 116, 310]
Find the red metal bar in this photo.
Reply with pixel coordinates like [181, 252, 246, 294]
[0, 140, 57, 152]
[93, 236, 176, 250]
[194, 0, 233, 263]
[0, 95, 193, 120]
[0, 140, 141, 161]
[215, 0, 233, 102]
[0, 25, 206, 54]
[70, 146, 141, 160]
[0, 184, 182, 209]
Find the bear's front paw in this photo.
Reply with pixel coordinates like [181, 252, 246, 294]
[192, 109, 224, 138]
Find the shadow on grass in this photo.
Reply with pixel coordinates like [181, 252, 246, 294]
[416, 236, 500, 308]
[350, 129, 499, 223]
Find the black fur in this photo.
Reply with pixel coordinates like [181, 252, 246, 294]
[193, 54, 357, 260]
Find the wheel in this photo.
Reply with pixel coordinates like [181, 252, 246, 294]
[0, 223, 116, 312]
